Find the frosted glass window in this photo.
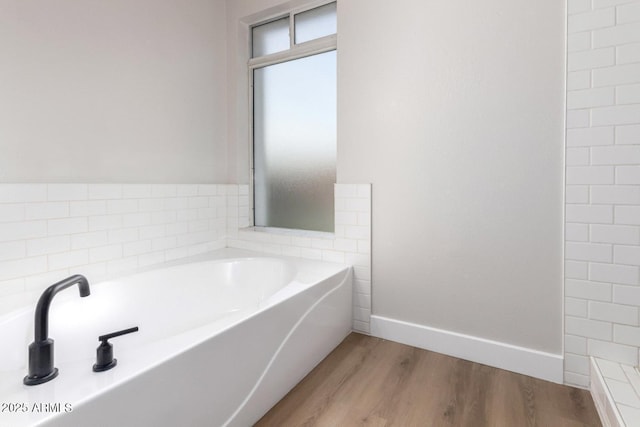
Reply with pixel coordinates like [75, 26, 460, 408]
[294, 2, 336, 44]
[252, 17, 290, 58]
[253, 51, 336, 232]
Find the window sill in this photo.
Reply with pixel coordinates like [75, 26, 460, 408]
[240, 226, 335, 239]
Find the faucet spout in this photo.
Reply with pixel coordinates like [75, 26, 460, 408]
[33, 275, 90, 342]
[24, 274, 91, 386]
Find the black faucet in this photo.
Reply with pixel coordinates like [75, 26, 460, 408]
[23, 275, 91, 386]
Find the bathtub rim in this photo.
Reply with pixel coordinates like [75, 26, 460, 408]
[0, 247, 340, 322]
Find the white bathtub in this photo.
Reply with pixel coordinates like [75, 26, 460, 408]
[0, 248, 352, 426]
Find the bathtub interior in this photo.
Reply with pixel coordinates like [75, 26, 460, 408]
[0, 249, 351, 427]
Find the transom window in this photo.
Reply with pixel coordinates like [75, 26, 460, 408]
[250, 2, 337, 233]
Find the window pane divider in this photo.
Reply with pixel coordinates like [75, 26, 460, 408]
[248, 34, 336, 70]
[289, 14, 295, 49]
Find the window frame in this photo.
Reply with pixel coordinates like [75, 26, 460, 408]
[247, 0, 337, 230]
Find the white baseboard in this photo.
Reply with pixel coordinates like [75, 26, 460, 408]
[370, 315, 564, 384]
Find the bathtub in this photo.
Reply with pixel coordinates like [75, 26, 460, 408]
[0, 248, 352, 426]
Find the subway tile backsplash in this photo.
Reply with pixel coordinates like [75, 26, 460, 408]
[0, 182, 372, 334]
[0, 184, 228, 298]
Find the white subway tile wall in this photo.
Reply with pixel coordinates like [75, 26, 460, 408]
[0, 184, 228, 298]
[0, 183, 371, 334]
[566, 0, 640, 390]
[227, 184, 372, 333]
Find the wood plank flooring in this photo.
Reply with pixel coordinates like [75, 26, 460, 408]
[255, 333, 601, 427]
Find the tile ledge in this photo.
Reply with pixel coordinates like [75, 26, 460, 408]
[591, 357, 640, 427]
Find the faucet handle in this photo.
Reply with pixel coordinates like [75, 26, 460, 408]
[98, 326, 139, 342]
[93, 326, 139, 372]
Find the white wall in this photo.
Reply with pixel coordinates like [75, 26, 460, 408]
[564, 0, 640, 388]
[0, 0, 228, 183]
[227, 0, 566, 356]
[338, 0, 566, 355]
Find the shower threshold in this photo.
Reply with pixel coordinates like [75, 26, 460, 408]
[590, 358, 640, 426]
